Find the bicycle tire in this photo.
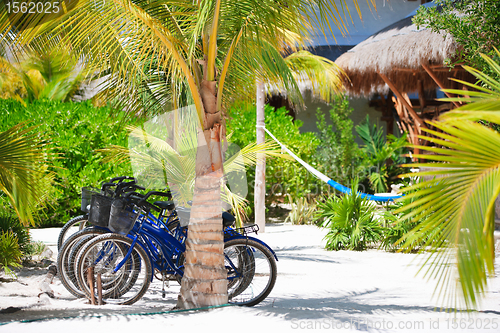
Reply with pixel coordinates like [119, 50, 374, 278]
[224, 238, 277, 307]
[75, 234, 152, 305]
[57, 215, 89, 250]
[57, 227, 108, 298]
[227, 244, 255, 297]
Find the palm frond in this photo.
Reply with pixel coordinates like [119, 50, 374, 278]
[440, 49, 500, 117]
[0, 123, 55, 225]
[284, 50, 345, 103]
[395, 119, 500, 309]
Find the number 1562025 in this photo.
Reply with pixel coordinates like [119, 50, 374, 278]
[5, 1, 60, 14]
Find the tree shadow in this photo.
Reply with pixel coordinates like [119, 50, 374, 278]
[259, 288, 461, 326]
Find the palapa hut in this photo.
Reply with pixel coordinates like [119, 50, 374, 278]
[335, 11, 474, 157]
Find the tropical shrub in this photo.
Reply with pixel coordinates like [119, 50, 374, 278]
[22, 241, 48, 260]
[0, 214, 51, 268]
[0, 99, 140, 226]
[355, 115, 409, 193]
[0, 48, 85, 103]
[0, 57, 26, 103]
[379, 184, 436, 252]
[315, 179, 384, 251]
[19, 48, 85, 102]
[0, 231, 23, 276]
[0, 214, 31, 253]
[314, 94, 365, 191]
[413, 0, 500, 79]
[284, 194, 317, 225]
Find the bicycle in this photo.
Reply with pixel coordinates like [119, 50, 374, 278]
[57, 183, 173, 297]
[73, 191, 277, 306]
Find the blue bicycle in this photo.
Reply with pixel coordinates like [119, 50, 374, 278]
[59, 182, 278, 306]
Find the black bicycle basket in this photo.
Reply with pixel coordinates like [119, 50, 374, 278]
[81, 187, 100, 213]
[108, 198, 140, 235]
[87, 193, 114, 227]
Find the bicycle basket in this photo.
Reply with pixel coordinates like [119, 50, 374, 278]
[108, 198, 140, 235]
[81, 187, 100, 213]
[176, 207, 191, 227]
[87, 194, 114, 227]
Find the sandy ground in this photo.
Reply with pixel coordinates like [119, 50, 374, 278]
[1, 223, 499, 333]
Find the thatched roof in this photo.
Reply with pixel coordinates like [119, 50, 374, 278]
[335, 15, 472, 97]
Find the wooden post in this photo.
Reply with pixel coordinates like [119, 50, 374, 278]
[255, 82, 266, 233]
[378, 72, 427, 129]
[87, 267, 96, 305]
[392, 96, 409, 134]
[421, 63, 460, 108]
[417, 79, 426, 110]
[97, 273, 103, 305]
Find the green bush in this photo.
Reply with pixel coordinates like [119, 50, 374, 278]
[380, 181, 439, 252]
[22, 241, 48, 260]
[315, 179, 384, 251]
[314, 94, 365, 189]
[0, 99, 141, 226]
[413, 0, 500, 80]
[226, 102, 321, 211]
[0, 214, 31, 252]
[355, 115, 409, 193]
[0, 214, 51, 265]
[0, 231, 23, 276]
[284, 194, 317, 225]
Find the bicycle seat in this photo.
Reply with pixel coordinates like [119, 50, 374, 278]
[153, 200, 175, 211]
[223, 211, 235, 228]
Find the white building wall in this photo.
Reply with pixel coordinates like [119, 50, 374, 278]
[297, 92, 391, 146]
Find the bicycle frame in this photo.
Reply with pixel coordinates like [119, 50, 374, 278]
[123, 215, 186, 280]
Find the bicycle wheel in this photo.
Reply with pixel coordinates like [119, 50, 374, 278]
[57, 215, 89, 250]
[75, 234, 152, 305]
[227, 244, 255, 296]
[224, 238, 277, 306]
[57, 227, 108, 298]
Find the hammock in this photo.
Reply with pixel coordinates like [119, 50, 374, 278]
[257, 125, 402, 202]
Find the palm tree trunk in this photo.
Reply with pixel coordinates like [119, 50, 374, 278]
[177, 80, 228, 309]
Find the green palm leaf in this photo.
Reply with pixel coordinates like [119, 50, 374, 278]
[439, 48, 500, 118]
[396, 119, 500, 309]
[0, 123, 55, 226]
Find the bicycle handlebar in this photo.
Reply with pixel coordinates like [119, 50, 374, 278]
[100, 182, 118, 193]
[121, 184, 146, 193]
[114, 180, 139, 195]
[125, 193, 162, 213]
[101, 176, 137, 192]
[140, 190, 172, 201]
[109, 176, 136, 183]
[100, 180, 143, 197]
[126, 190, 170, 213]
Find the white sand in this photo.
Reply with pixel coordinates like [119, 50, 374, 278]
[1, 224, 499, 333]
